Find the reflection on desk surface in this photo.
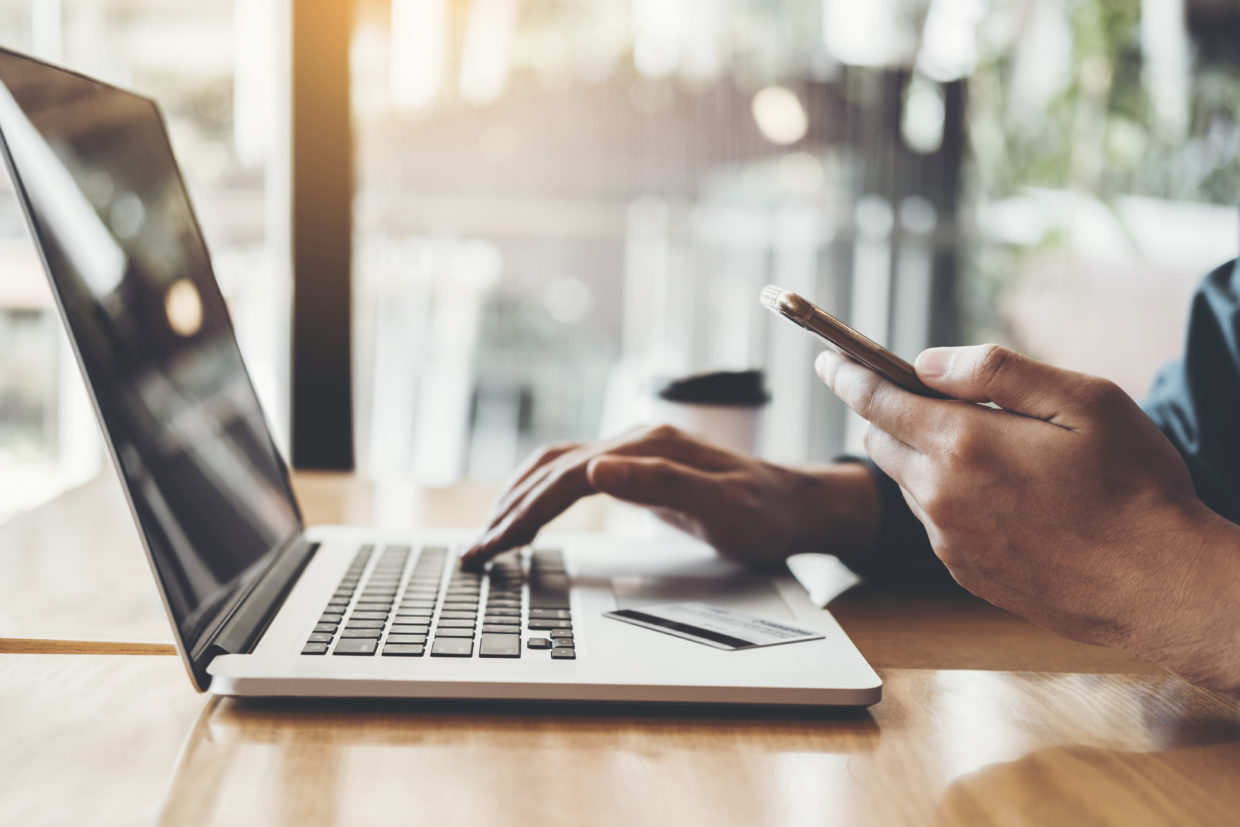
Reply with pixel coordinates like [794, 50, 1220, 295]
[4, 653, 1240, 826]
[152, 668, 1240, 827]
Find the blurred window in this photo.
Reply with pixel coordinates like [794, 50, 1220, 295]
[0, 0, 288, 521]
[352, 0, 1238, 483]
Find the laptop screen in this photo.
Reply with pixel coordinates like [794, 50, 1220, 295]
[0, 50, 302, 652]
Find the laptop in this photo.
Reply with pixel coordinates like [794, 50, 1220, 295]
[0, 47, 881, 706]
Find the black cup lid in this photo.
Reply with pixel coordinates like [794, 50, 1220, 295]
[652, 370, 770, 407]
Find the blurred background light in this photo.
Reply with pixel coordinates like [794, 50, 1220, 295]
[459, 0, 516, 107]
[1142, 0, 1190, 137]
[822, 0, 915, 67]
[632, 0, 682, 79]
[902, 76, 946, 154]
[916, 0, 985, 82]
[751, 86, 808, 146]
[389, 0, 445, 112]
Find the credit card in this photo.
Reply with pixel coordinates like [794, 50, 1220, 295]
[603, 602, 824, 651]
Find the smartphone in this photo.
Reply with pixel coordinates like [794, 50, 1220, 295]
[759, 285, 947, 399]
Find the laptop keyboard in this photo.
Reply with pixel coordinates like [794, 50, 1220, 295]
[300, 545, 576, 660]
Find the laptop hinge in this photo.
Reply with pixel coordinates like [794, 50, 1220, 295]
[205, 536, 318, 657]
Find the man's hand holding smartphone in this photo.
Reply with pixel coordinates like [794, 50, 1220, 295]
[816, 341, 1240, 697]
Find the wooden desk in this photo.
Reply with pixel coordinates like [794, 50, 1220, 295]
[2, 654, 1237, 826]
[2, 472, 1235, 825]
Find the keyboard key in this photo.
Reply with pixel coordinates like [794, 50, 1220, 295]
[526, 638, 552, 650]
[528, 609, 571, 620]
[486, 600, 521, 609]
[528, 596, 571, 610]
[554, 638, 574, 648]
[334, 639, 378, 655]
[383, 644, 425, 657]
[345, 619, 386, 629]
[434, 628, 474, 638]
[399, 601, 436, 610]
[483, 624, 522, 634]
[307, 632, 335, 644]
[302, 642, 329, 655]
[528, 620, 573, 630]
[485, 607, 520, 617]
[440, 611, 477, 620]
[395, 609, 433, 618]
[483, 618, 520, 629]
[438, 619, 475, 628]
[390, 623, 430, 634]
[339, 629, 382, 639]
[442, 602, 478, 611]
[550, 629, 574, 639]
[313, 622, 338, 634]
[550, 648, 576, 660]
[431, 639, 474, 657]
[350, 611, 390, 620]
[479, 634, 521, 658]
[386, 634, 428, 645]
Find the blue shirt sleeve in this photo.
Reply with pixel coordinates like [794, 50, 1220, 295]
[1142, 258, 1240, 524]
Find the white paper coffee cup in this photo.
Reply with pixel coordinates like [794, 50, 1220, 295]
[648, 370, 769, 456]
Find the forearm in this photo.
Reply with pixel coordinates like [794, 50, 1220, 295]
[1130, 502, 1240, 698]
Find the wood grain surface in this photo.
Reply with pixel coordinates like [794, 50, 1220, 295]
[2, 654, 1236, 827]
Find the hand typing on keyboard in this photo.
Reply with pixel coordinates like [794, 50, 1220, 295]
[459, 424, 882, 571]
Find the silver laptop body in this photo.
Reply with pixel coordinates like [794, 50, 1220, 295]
[0, 46, 880, 707]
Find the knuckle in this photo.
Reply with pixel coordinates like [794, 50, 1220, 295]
[1079, 378, 1128, 411]
[534, 441, 578, 462]
[642, 423, 682, 444]
[946, 429, 981, 468]
[974, 343, 1012, 384]
[849, 373, 885, 420]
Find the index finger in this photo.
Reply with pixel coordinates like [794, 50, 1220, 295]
[460, 462, 593, 570]
[815, 350, 951, 452]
